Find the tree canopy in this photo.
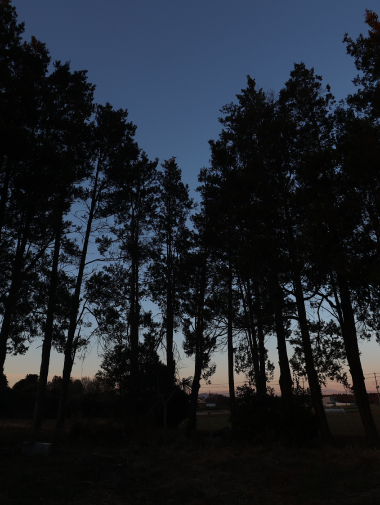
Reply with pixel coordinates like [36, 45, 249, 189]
[2, 1, 380, 445]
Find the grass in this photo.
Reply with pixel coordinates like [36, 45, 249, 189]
[196, 407, 380, 437]
[196, 412, 231, 431]
[327, 408, 380, 439]
[1, 414, 380, 504]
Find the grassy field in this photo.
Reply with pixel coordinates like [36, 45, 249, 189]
[1, 414, 380, 505]
[327, 408, 380, 438]
[197, 407, 380, 437]
[196, 412, 232, 431]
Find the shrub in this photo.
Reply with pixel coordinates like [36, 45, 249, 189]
[232, 385, 318, 446]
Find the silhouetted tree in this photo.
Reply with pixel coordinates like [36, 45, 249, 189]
[56, 104, 139, 431]
[149, 158, 193, 385]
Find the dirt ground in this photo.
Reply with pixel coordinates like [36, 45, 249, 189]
[1, 414, 380, 505]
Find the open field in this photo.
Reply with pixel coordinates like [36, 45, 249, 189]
[196, 411, 232, 431]
[196, 407, 380, 437]
[327, 409, 380, 439]
[1, 415, 380, 504]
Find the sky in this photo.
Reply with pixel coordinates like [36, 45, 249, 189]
[5, 0, 380, 394]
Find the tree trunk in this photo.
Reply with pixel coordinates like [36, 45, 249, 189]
[166, 277, 174, 384]
[336, 272, 380, 447]
[31, 211, 62, 438]
[254, 284, 267, 397]
[0, 157, 11, 240]
[241, 279, 262, 397]
[293, 270, 333, 444]
[284, 205, 333, 444]
[227, 260, 235, 408]
[270, 273, 293, 412]
[0, 220, 30, 373]
[188, 260, 207, 433]
[56, 167, 100, 432]
[166, 234, 175, 385]
[129, 225, 139, 416]
[188, 344, 202, 433]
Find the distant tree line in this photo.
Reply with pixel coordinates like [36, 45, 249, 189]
[1, 1, 380, 445]
[1, 366, 189, 429]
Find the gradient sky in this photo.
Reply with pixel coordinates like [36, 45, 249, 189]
[5, 0, 380, 394]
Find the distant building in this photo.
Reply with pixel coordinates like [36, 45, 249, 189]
[197, 398, 206, 410]
[323, 395, 355, 407]
[323, 396, 336, 407]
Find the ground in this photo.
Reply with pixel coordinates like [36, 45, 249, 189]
[1, 411, 380, 504]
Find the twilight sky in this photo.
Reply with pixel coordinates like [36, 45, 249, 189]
[5, 0, 380, 393]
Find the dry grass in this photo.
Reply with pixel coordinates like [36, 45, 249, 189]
[1, 415, 380, 505]
[327, 408, 380, 439]
[196, 412, 232, 432]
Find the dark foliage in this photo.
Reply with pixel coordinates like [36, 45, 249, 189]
[2, 2, 380, 447]
[232, 385, 318, 446]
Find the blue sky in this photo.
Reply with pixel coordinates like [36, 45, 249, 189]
[13, 0, 376, 196]
[5, 0, 380, 393]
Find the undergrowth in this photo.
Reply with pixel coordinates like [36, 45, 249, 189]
[1, 419, 380, 504]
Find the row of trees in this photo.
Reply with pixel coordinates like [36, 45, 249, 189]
[2, 0, 380, 446]
[0, 1, 193, 435]
[1, 367, 189, 428]
[188, 10, 380, 446]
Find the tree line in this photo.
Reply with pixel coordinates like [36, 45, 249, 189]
[2, 1, 380, 445]
[0, 0, 193, 435]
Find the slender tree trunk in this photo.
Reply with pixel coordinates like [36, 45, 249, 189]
[188, 260, 207, 433]
[56, 167, 100, 432]
[254, 284, 267, 396]
[227, 260, 235, 408]
[241, 279, 262, 397]
[270, 272, 293, 412]
[0, 157, 11, 240]
[293, 270, 333, 444]
[336, 272, 380, 447]
[129, 225, 139, 416]
[284, 206, 333, 444]
[247, 326, 261, 391]
[166, 277, 174, 383]
[330, 271, 345, 329]
[166, 236, 175, 385]
[32, 212, 62, 438]
[0, 220, 30, 373]
[188, 339, 202, 433]
[56, 348, 74, 432]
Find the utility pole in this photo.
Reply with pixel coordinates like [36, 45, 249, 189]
[374, 371, 380, 406]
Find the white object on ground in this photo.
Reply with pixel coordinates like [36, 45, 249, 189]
[21, 442, 53, 456]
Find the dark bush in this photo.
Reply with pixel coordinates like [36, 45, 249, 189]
[78, 392, 119, 419]
[162, 387, 189, 428]
[232, 385, 318, 446]
[137, 386, 189, 428]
